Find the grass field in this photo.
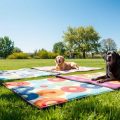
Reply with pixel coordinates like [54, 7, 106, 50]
[0, 59, 120, 120]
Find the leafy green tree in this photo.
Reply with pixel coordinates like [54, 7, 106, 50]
[13, 47, 22, 53]
[63, 26, 100, 58]
[53, 42, 66, 55]
[99, 38, 117, 53]
[0, 36, 14, 58]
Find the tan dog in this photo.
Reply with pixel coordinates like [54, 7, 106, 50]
[55, 55, 79, 71]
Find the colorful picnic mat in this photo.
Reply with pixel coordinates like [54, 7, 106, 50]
[33, 66, 102, 74]
[4, 77, 113, 109]
[0, 68, 59, 81]
[57, 72, 120, 89]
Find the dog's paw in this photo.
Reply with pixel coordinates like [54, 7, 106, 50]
[97, 80, 104, 83]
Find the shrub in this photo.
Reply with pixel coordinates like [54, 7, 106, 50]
[39, 50, 48, 59]
[33, 56, 41, 59]
[47, 52, 58, 59]
[7, 52, 30, 59]
[33, 49, 58, 59]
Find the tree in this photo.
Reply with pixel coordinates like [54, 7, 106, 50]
[63, 26, 100, 58]
[53, 42, 66, 55]
[13, 47, 22, 53]
[99, 38, 117, 53]
[0, 36, 14, 58]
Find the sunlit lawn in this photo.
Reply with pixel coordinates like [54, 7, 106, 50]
[0, 59, 120, 120]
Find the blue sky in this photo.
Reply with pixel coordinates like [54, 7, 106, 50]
[0, 0, 120, 52]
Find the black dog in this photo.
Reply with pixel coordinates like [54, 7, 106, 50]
[92, 51, 120, 83]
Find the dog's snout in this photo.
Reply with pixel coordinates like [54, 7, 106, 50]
[56, 56, 64, 65]
[108, 56, 111, 61]
[56, 57, 62, 64]
[107, 54, 112, 62]
[58, 59, 61, 63]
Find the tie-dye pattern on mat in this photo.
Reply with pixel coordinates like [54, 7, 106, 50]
[33, 66, 102, 74]
[4, 77, 113, 109]
[0, 68, 59, 81]
[57, 72, 120, 89]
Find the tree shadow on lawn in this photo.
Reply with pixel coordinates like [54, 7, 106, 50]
[0, 102, 43, 120]
[1, 93, 120, 120]
[62, 93, 120, 120]
[0, 90, 65, 120]
[0, 91, 25, 120]
[0, 91, 44, 120]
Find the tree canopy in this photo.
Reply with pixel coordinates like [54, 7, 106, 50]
[99, 38, 117, 53]
[53, 42, 66, 55]
[0, 36, 14, 58]
[13, 47, 22, 53]
[63, 26, 100, 58]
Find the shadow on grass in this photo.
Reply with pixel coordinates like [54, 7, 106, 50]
[61, 94, 120, 120]
[1, 90, 120, 120]
[0, 90, 42, 120]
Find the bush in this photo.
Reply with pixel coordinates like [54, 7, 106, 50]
[7, 52, 30, 59]
[38, 50, 48, 59]
[33, 56, 41, 59]
[33, 52, 58, 59]
[33, 49, 58, 59]
[47, 52, 58, 59]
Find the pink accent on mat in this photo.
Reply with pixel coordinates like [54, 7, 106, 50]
[57, 72, 120, 89]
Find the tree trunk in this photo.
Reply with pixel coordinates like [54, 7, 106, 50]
[92, 53, 94, 58]
[83, 50, 86, 59]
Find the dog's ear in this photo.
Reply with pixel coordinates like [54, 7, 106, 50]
[55, 56, 58, 63]
[118, 54, 120, 61]
[115, 52, 120, 60]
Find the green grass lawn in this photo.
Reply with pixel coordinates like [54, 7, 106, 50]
[0, 59, 120, 120]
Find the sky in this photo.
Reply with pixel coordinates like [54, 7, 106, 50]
[0, 0, 120, 52]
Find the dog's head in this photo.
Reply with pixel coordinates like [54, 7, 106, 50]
[55, 55, 65, 65]
[104, 51, 120, 65]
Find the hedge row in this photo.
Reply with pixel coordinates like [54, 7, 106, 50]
[7, 52, 58, 59]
